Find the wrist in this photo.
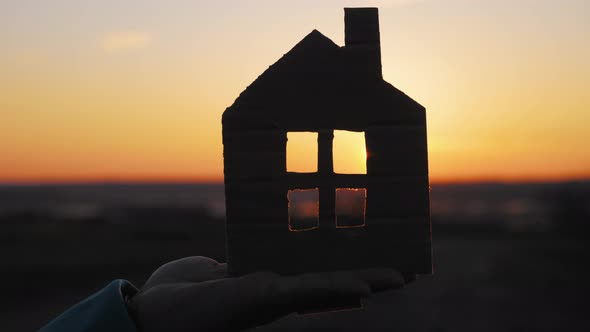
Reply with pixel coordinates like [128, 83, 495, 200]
[120, 281, 140, 330]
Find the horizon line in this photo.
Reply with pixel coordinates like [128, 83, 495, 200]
[1, 176, 589, 187]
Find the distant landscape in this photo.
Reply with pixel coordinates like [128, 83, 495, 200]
[1, 181, 589, 330]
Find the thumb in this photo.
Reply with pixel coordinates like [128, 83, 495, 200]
[143, 256, 227, 289]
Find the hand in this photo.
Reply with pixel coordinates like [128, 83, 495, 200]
[129, 256, 408, 331]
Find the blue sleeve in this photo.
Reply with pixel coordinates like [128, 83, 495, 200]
[40, 279, 139, 332]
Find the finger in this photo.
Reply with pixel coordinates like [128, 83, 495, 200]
[402, 273, 417, 285]
[175, 273, 285, 331]
[350, 268, 405, 292]
[272, 271, 371, 314]
[164, 271, 370, 331]
[143, 256, 227, 289]
[292, 271, 370, 314]
[293, 271, 371, 298]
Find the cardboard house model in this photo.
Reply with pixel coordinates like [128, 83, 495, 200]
[223, 8, 431, 276]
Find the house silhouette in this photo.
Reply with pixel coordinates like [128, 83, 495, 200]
[223, 8, 431, 275]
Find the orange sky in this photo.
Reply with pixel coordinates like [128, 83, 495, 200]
[1, 0, 589, 184]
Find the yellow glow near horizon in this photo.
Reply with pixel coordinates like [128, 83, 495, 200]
[1, 1, 589, 184]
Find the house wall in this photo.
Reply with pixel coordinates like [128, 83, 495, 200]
[365, 123, 431, 271]
[366, 125, 428, 176]
[222, 114, 289, 274]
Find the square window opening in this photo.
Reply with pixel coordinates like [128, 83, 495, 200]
[335, 188, 366, 228]
[288, 188, 319, 231]
[333, 130, 366, 174]
[287, 132, 318, 173]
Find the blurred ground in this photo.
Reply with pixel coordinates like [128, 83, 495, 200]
[0, 182, 589, 331]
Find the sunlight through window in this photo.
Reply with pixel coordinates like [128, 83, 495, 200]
[287, 132, 318, 173]
[333, 130, 366, 174]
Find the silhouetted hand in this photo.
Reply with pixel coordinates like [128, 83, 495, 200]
[129, 256, 407, 331]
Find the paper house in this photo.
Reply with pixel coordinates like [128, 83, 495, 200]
[222, 8, 431, 275]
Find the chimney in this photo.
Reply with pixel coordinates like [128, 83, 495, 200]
[344, 7, 382, 77]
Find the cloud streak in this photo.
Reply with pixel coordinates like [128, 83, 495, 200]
[100, 31, 152, 53]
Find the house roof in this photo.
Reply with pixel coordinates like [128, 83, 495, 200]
[223, 29, 425, 131]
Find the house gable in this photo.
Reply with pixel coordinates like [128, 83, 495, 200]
[223, 27, 424, 132]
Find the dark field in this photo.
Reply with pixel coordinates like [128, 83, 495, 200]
[1, 182, 589, 331]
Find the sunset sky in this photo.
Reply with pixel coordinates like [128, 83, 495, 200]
[1, 0, 589, 184]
